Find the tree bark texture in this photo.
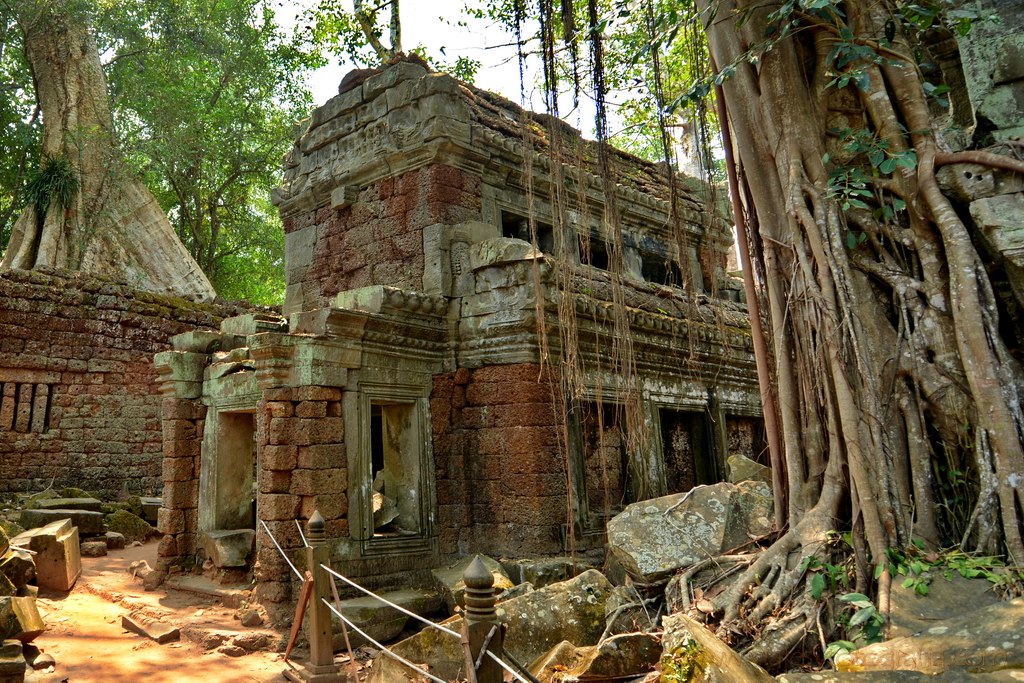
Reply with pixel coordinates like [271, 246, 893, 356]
[1, 1, 215, 300]
[696, 0, 1024, 662]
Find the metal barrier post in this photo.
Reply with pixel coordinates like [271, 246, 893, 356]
[284, 510, 345, 682]
[463, 555, 504, 683]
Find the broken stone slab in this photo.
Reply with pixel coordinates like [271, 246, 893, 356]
[127, 560, 166, 591]
[202, 530, 255, 568]
[661, 613, 774, 683]
[0, 550, 34, 598]
[889, 573, 1002, 638]
[371, 492, 399, 530]
[431, 555, 514, 612]
[32, 498, 102, 512]
[122, 612, 180, 644]
[501, 556, 594, 589]
[331, 588, 442, 651]
[19, 509, 104, 536]
[727, 454, 773, 487]
[530, 633, 661, 681]
[0, 639, 26, 680]
[0, 597, 45, 643]
[607, 481, 774, 582]
[375, 569, 612, 683]
[0, 529, 7, 557]
[838, 597, 1024, 675]
[10, 520, 80, 592]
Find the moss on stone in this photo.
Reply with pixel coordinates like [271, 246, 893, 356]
[660, 640, 706, 683]
[0, 518, 24, 539]
[105, 509, 154, 542]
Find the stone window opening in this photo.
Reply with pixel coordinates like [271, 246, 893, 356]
[640, 251, 686, 289]
[501, 210, 555, 254]
[579, 233, 611, 271]
[0, 381, 52, 434]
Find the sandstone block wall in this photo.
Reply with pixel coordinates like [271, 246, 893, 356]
[0, 269, 245, 496]
[433, 363, 567, 560]
[283, 163, 481, 313]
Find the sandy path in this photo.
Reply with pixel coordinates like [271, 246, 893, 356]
[23, 541, 296, 683]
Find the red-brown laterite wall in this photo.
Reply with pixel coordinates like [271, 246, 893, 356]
[0, 268, 248, 496]
[432, 363, 567, 559]
[283, 164, 481, 309]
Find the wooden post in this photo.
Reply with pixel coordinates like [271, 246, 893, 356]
[283, 510, 345, 682]
[463, 555, 504, 683]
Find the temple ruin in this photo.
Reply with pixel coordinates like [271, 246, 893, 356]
[151, 60, 762, 611]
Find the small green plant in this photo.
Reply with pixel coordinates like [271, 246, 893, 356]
[840, 592, 886, 643]
[23, 153, 79, 221]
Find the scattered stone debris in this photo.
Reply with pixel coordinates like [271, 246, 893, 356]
[127, 559, 166, 591]
[81, 540, 108, 558]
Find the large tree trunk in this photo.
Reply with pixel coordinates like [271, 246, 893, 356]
[694, 0, 1024, 665]
[1, 1, 215, 300]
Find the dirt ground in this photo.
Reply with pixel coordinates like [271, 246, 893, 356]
[23, 540, 307, 683]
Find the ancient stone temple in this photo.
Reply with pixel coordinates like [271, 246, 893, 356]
[153, 60, 762, 610]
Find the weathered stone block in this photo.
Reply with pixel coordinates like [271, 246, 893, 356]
[33, 498, 101, 512]
[157, 507, 185, 535]
[202, 530, 255, 568]
[0, 597, 45, 643]
[122, 612, 179, 644]
[19, 509, 104, 536]
[607, 481, 774, 582]
[10, 521, 80, 593]
[261, 444, 297, 470]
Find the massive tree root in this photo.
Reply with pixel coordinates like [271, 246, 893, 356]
[691, 0, 1024, 666]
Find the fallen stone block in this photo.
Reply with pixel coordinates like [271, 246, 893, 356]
[104, 531, 126, 550]
[202, 529, 255, 568]
[0, 597, 45, 643]
[33, 498, 102, 512]
[531, 633, 661, 681]
[727, 454, 773, 486]
[501, 556, 594, 589]
[139, 497, 162, 524]
[331, 588, 442, 650]
[104, 510, 153, 543]
[10, 520, 80, 592]
[661, 613, 773, 683]
[121, 612, 180, 644]
[607, 481, 774, 582]
[376, 569, 612, 683]
[0, 638, 26, 680]
[19, 509, 104, 536]
[838, 596, 1024, 675]
[431, 555, 513, 611]
[0, 529, 7, 557]
[0, 550, 35, 597]
[80, 541, 108, 558]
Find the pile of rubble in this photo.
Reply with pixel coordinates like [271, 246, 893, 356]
[0, 488, 161, 678]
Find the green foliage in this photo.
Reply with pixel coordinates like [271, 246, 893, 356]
[301, 1, 481, 81]
[839, 591, 887, 644]
[95, 0, 311, 304]
[23, 154, 79, 220]
[0, 11, 41, 252]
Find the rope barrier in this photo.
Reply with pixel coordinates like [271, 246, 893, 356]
[319, 564, 530, 683]
[259, 520, 303, 580]
[295, 519, 308, 548]
[321, 597, 448, 683]
[320, 564, 461, 638]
